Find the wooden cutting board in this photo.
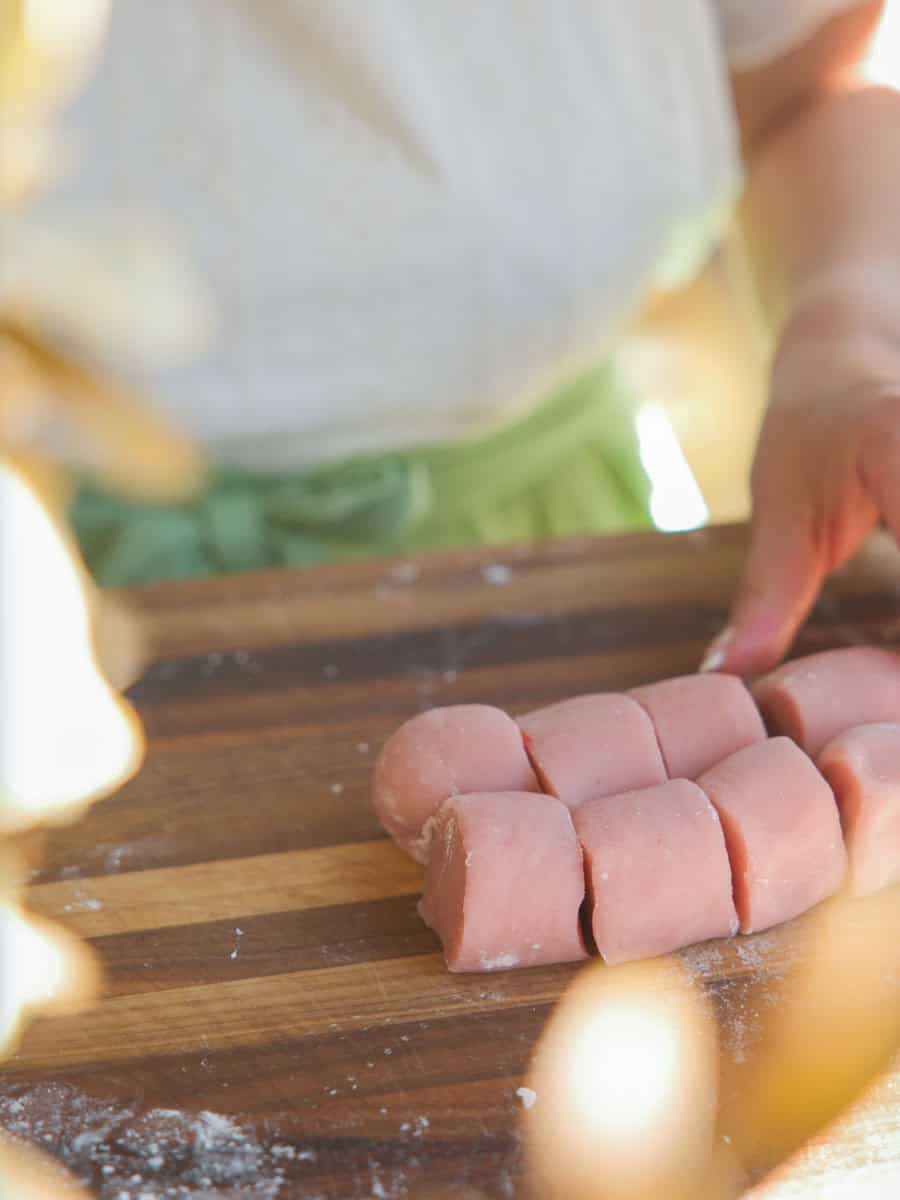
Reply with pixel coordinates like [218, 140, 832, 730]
[3, 524, 900, 1199]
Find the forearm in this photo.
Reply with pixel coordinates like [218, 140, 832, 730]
[741, 82, 900, 364]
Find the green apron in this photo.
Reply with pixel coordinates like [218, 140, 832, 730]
[71, 358, 653, 588]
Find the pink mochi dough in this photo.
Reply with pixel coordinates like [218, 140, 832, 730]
[819, 723, 900, 897]
[630, 673, 765, 781]
[419, 792, 588, 973]
[518, 693, 666, 809]
[574, 779, 738, 965]
[373, 705, 538, 862]
[698, 737, 846, 935]
[753, 646, 900, 757]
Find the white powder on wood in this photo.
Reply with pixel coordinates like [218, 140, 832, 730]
[0, 1085, 321, 1199]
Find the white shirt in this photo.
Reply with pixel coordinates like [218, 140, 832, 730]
[37, 0, 865, 468]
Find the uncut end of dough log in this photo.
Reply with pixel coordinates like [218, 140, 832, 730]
[574, 779, 738, 965]
[518, 693, 666, 809]
[819, 722, 900, 897]
[418, 792, 588, 973]
[698, 737, 847, 935]
[372, 705, 537, 863]
[753, 646, 900, 757]
[629, 673, 765, 781]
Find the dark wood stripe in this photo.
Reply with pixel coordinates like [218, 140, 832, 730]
[127, 602, 732, 708]
[0, 1004, 549, 1200]
[127, 592, 900, 730]
[0, 1057, 526, 1199]
[33, 734, 386, 883]
[91, 896, 436, 996]
[0, 1001, 552, 1111]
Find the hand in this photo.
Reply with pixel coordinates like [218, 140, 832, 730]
[702, 283, 900, 676]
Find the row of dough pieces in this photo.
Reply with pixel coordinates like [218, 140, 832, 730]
[373, 646, 900, 972]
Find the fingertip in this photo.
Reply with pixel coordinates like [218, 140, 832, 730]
[698, 627, 734, 674]
[700, 611, 802, 678]
[711, 519, 824, 678]
[715, 640, 783, 680]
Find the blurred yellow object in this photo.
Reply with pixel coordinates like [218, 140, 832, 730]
[1, 0, 210, 499]
[2, 220, 213, 367]
[89, 589, 147, 693]
[720, 889, 900, 1181]
[0, 0, 110, 115]
[0, 845, 100, 1061]
[0, 16, 201, 1199]
[523, 885, 900, 1199]
[0, 318, 205, 504]
[0, 1130, 93, 1200]
[523, 959, 732, 1200]
[0, 892, 100, 1059]
[0, 0, 106, 203]
[0, 456, 145, 835]
[0, 0, 111, 206]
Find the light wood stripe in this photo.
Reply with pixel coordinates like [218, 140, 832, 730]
[7, 905, 845, 1074]
[6, 954, 578, 1071]
[128, 534, 748, 659]
[127, 531, 900, 663]
[25, 841, 422, 937]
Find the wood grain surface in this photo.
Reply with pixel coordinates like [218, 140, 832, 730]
[3, 525, 900, 1199]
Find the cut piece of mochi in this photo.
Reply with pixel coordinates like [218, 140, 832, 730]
[753, 647, 900, 757]
[373, 705, 538, 862]
[419, 791, 587, 973]
[518, 694, 666, 810]
[818, 723, 900, 897]
[574, 779, 738, 965]
[698, 737, 846, 935]
[629, 673, 765, 780]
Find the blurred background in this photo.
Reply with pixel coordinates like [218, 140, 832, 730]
[14, 2, 893, 530]
[4, 0, 897, 571]
[4, 1, 900, 552]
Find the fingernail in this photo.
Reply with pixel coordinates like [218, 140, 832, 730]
[700, 627, 734, 673]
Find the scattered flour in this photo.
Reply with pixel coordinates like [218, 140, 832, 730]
[63, 893, 104, 913]
[104, 847, 129, 873]
[515, 1088, 537, 1111]
[398, 1116, 429, 1140]
[0, 1085, 319, 1200]
[480, 563, 513, 586]
[478, 952, 519, 971]
[680, 941, 725, 978]
[386, 562, 420, 585]
[733, 932, 793, 976]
